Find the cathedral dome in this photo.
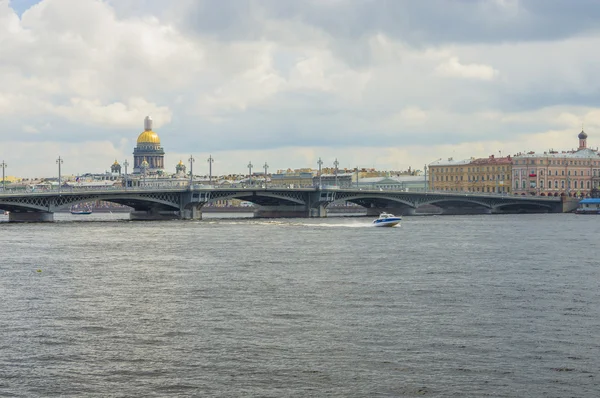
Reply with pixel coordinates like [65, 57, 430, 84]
[578, 130, 588, 139]
[137, 130, 161, 145]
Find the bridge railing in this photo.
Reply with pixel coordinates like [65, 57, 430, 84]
[0, 184, 561, 200]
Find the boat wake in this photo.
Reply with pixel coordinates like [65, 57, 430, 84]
[202, 219, 374, 228]
[292, 222, 372, 228]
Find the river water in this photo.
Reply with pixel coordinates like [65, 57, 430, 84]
[1, 214, 599, 397]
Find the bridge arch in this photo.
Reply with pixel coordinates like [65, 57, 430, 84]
[418, 197, 492, 209]
[208, 190, 307, 206]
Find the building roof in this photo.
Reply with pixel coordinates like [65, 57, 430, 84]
[513, 148, 600, 159]
[137, 130, 161, 145]
[579, 198, 600, 204]
[470, 155, 512, 165]
[359, 176, 424, 184]
[429, 158, 472, 167]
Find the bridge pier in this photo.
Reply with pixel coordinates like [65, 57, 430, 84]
[310, 204, 327, 218]
[130, 209, 180, 221]
[9, 211, 54, 223]
[181, 206, 203, 220]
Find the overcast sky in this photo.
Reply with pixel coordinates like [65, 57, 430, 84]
[2, 0, 600, 178]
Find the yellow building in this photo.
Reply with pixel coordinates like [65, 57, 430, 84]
[428, 155, 512, 193]
[467, 155, 512, 193]
[271, 172, 314, 187]
[428, 158, 471, 192]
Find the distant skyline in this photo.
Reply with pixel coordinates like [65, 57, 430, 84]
[2, 0, 600, 177]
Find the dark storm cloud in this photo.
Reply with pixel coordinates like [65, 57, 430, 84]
[176, 0, 600, 45]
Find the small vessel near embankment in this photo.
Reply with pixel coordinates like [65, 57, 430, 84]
[70, 205, 92, 215]
[575, 198, 600, 214]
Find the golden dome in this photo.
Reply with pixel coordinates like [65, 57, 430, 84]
[137, 130, 161, 145]
[113, 159, 119, 165]
[178, 160, 184, 165]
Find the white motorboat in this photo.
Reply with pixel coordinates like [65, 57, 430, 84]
[372, 212, 401, 227]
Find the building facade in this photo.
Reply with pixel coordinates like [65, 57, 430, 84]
[133, 116, 165, 174]
[428, 158, 472, 192]
[428, 155, 512, 193]
[512, 130, 600, 197]
[467, 155, 512, 193]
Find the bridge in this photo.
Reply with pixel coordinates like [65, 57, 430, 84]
[0, 186, 570, 222]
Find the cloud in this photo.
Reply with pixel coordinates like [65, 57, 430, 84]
[50, 97, 172, 129]
[435, 57, 498, 80]
[2, 0, 600, 178]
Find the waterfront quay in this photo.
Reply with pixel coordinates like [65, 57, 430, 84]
[0, 185, 572, 222]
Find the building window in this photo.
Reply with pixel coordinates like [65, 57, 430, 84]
[588, 181, 591, 189]
[540, 180, 544, 188]
[562, 170, 565, 176]
[555, 180, 558, 189]
[561, 180, 565, 189]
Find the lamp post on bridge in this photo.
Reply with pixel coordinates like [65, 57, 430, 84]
[263, 162, 269, 188]
[317, 157, 323, 188]
[425, 158, 441, 192]
[56, 156, 63, 193]
[123, 160, 129, 190]
[1, 160, 6, 192]
[355, 166, 359, 189]
[207, 155, 214, 184]
[188, 155, 195, 187]
[333, 158, 339, 187]
[247, 161, 253, 186]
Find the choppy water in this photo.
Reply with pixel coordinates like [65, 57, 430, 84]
[1, 214, 599, 397]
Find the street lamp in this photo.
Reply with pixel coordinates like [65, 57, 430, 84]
[333, 158, 339, 187]
[188, 155, 195, 187]
[123, 159, 129, 190]
[0, 160, 6, 192]
[141, 159, 148, 187]
[56, 156, 63, 192]
[247, 161, 253, 186]
[425, 158, 441, 192]
[207, 155, 214, 184]
[355, 166, 359, 189]
[317, 157, 323, 188]
[263, 162, 269, 188]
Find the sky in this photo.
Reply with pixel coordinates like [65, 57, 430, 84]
[2, 0, 600, 178]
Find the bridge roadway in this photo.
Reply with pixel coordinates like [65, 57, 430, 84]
[0, 185, 568, 222]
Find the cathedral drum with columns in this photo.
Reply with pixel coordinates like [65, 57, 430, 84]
[133, 116, 165, 174]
